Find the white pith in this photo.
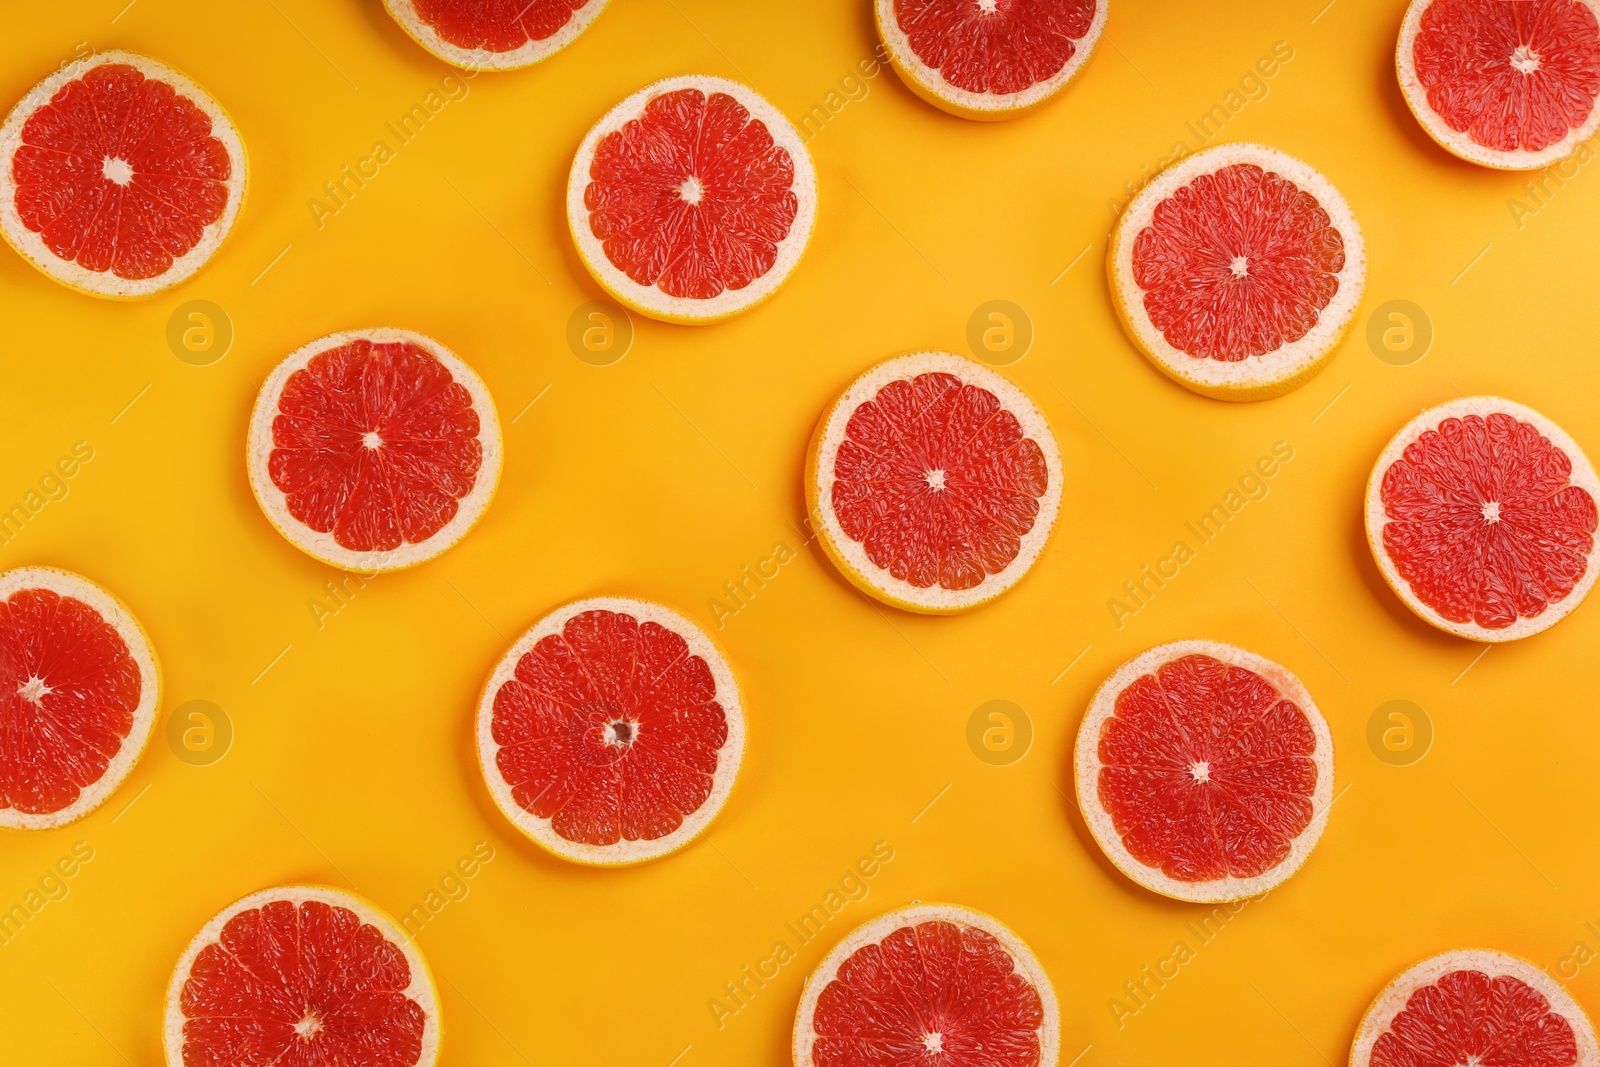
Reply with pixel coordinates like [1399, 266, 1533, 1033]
[1397, 0, 1600, 170]
[475, 597, 746, 867]
[162, 885, 441, 1067]
[382, 0, 610, 71]
[792, 903, 1060, 1067]
[0, 567, 160, 831]
[0, 50, 247, 299]
[1109, 142, 1366, 401]
[1072, 640, 1336, 904]
[1351, 950, 1600, 1067]
[806, 351, 1065, 614]
[566, 75, 817, 324]
[874, 0, 1107, 119]
[246, 328, 503, 574]
[1364, 396, 1600, 643]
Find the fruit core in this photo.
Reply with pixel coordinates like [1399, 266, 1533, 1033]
[1188, 760, 1211, 784]
[294, 1012, 322, 1040]
[1482, 500, 1502, 524]
[101, 156, 133, 185]
[1229, 255, 1249, 277]
[678, 176, 704, 205]
[924, 468, 947, 492]
[362, 430, 383, 450]
[922, 1032, 945, 1053]
[1510, 44, 1541, 75]
[16, 675, 51, 703]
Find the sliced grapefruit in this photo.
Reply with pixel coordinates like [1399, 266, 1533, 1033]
[247, 328, 503, 573]
[1365, 396, 1599, 642]
[476, 597, 745, 866]
[805, 351, 1062, 614]
[567, 75, 816, 324]
[0, 567, 160, 830]
[875, 0, 1107, 120]
[383, 0, 608, 71]
[1073, 641, 1334, 903]
[1352, 950, 1599, 1067]
[164, 885, 440, 1067]
[792, 903, 1059, 1067]
[1398, 0, 1600, 170]
[0, 51, 246, 299]
[1108, 142, 1366, 402]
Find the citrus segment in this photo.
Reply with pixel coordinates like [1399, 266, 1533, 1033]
[567, 76, 816, 323]
[1352, 950, 1599, 1067]
[0, 567, 160, 830]
[1398, 0, 1600, 169]
[806, 352, 1063, 614]
[0, 51, 246, 298]
[164, 886, 440, 1067]
[874, 0, 1107, 120]
[1073, 641, 1334, 902]
[477, 597, 744, 866]
[792, 903, 1060, 1067]
[247, 329, 502, 573]
[383, 0, 608, 70]
[1365, 397, 1599, 642]
[1109, 143, 1365, 401]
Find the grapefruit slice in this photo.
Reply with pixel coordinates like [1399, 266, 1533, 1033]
[792, 903, 1060, 1067]
[0, 567, 159, 830]
[566, 75, 816, 324]
[247, 328, 503, 573]
[383, 0, 609, 71]
[1352, 950, 1599, 1067]
[164, 885, 440, 1067]
[1073, 641, 1334, 903]
[1108, 142, 1366, 402]
[805, 351, 1063, 614]
[0, 50, 246, 299]
[1398, 0, 1600, 170]
[874, 0, 1108, 120]
[476, 597, 745, 866]
[1365, 396, 1600, 642]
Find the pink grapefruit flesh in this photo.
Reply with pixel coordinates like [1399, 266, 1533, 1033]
[384, 0, 608, 70]
[477, 597, 745, 866]
[1365, 397, 1600, 642]
[1074, 641, 1334, 902]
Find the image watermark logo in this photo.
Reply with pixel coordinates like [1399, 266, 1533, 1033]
[966, 300, 1032, 366]
[1366, 700, 1432, 766]
[0, 841, 93, 949]
[167, 700, 233, 767]
[166, 300, 233, 366]
[1366, 300, 1432, 367]
[966, 699, 1032, 766]
[401, 840, 496, 938]
[567, 299, 633, 366]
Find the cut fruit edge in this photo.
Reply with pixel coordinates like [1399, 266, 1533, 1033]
[791, 902, 1061, 1067]
[1107, 142, 1366, 402]
[1395, 0, 1600, 171]
[1363, 395, 1600, 642]
[1072, 640, 1336, 903]
[474, 596, 746, 867]
[1350, 949, 1600, 1067]
[872, 0, 1108, 120]
[0, 50, 248, 300]
[381, 0, 610, 71]
[0, 566, 161, 831]
[565, 74, 817, 324]
[804, 351, 1064, 614]
[161, 884, 441, 1067]
[245, 328, 504, 574]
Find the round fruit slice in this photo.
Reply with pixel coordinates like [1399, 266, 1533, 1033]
[0, 567, 160, 830]
[1365, 396, 1599, 642]
[806, 351, 1062, 614]
[164, 885, 440, 1067]
[1073, 641, 1334, 903]
[874, 0, 1107, 120]
[567, 75, 816, 324]
[1352, 950, 1599, 1067]
[793, 903, 1059, 1067]
[383, 0, 608, 71]
[247, 328, 502, 573]
[1108, 142, 1366, 402]
[0, 50, 246, 299]
[477, 597, 745, 866]
[1398, 0, 1600, 170]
